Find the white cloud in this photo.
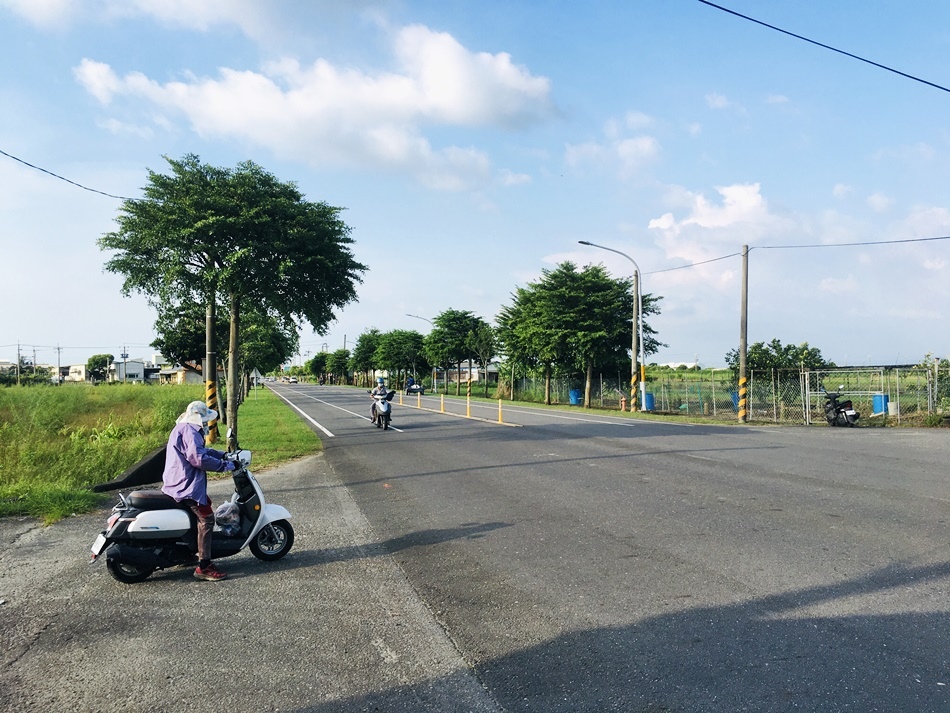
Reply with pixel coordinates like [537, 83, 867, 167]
[0, 0, 77, 29]
[565, 141, 606, 168]
[766, 94, 789, 104]
[616, 136, 660, 177]
[497, 169, 531, 186]
[832, 183, 853, 199]
[111, 0, 271, 36]
[705, 93, 730, 109]
[873, 142, 935, 163]
[565, 111, 660, 179]
[73, 59, 122, 104]
[624, 110, 654, 130]
[648, 183, 774, 234]
[645, 183, 797, 296]
[867, 192, 893, 213]
[73, 24, 554, 191]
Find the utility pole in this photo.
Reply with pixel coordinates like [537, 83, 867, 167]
[121, 347, 128, 383]
[16, 342, 20, 386]
[205, 298, 220, 444]
[738, 245, 749, 423]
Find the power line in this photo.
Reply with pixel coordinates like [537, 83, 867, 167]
[696, 0, 950, 95]
[0, 147, 136, 201]
[643, 234, 950, 275]
[645, 252, 743, 275]
[756, 235, 950, 250]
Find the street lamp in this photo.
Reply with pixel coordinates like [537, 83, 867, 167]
[406, 313, 438, 394]
[578, 240, 647, 412]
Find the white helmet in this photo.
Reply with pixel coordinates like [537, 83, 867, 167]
[177, 400, 218, 426]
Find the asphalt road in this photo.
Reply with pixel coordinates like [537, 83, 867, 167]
[4, 383, 950, 712]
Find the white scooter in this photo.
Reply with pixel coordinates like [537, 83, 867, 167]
[89, 440, 294, 584]
[370, 389, 396, 429]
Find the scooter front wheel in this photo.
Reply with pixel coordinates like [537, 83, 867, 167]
[106, 559, 154, 584]
[250, 519, 295, 561]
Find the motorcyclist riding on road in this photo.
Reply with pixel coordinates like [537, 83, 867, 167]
[370, 377, 387, 424]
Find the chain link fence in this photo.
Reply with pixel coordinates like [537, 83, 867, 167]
[505, 363, 950, 425]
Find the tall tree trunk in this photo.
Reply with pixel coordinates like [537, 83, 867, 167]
[456, 361, 462, 396]
[584, 359, 593, 408]
[226, 291, 241, 452]
[544, 364, 552, 405]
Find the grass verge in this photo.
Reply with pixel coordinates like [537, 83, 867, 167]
[0, 384, 320, 524]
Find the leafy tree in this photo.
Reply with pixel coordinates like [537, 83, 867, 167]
[349, 329, 382, 387]
[151, 300, 228, 375]
[305, 352, 328, 382]
[238, 312, 299, 380]
[325, 349, 351, 384]
[466, 319, 497, 397]
[86, 354, 114, 382]
[725, 339, 836, 378]
[425, 309, 480, 395]
[99, 154, 366, 446]
[375, 330, 427, 387]
[496, 261, 664, 407]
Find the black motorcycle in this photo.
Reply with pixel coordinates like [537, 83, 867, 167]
[821, 386, 859, 427]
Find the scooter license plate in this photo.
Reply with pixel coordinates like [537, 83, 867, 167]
[845, 409, 857, 416]
[90, 533, 107, 558]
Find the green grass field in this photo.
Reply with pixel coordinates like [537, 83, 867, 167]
[0, 384, 320, 523]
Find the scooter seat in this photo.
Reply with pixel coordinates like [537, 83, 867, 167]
[128, 490, 185, 510]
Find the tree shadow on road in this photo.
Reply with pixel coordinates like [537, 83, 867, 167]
[244, 521, 514, 574]
[287, 558, 950, 712]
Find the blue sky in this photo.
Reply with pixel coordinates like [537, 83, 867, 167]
[3, 0, 950, 371]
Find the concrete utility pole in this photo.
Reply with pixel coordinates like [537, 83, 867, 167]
[738, 245, 749, 423]
[205, 300, 220, 444]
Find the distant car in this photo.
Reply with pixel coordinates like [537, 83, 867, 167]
[289, 377, 298, 384]
[406, 384, 424, 395]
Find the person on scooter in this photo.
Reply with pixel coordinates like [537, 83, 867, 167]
[161, 400, 236, 582]
[370, 377, 388, 424]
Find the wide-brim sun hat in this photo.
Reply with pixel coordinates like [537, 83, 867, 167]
[177, 400, 218, 426]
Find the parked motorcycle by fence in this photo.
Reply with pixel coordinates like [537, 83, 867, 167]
[90, 438, 294, 583]
[822, 386, 860, 427]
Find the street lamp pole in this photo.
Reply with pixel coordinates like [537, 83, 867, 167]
[578, 241, 647, 412]
[406, 313, 438, 394]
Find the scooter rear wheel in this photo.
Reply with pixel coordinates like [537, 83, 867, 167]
[249, 519, 295, 561]
[106, 559, 155, 584]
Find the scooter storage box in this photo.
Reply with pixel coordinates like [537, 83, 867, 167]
[127, 509, 191, 539]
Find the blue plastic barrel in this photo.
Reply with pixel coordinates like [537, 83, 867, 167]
[569, 389, 582, 405]
[872, 393, 888, 415]
[644, 392, 655, 411]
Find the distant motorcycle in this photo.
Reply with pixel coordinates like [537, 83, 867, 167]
[822, 386, 859, 427]
[370, 390, 396, 429]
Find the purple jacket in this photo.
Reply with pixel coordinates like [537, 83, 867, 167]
[161, 422, 230, 505]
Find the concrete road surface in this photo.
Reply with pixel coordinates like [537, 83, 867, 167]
[4, 382, 950, 712]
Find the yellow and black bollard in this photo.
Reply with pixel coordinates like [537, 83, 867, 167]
[737, 375, 748, 423]
[206, 379, 220, 444]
